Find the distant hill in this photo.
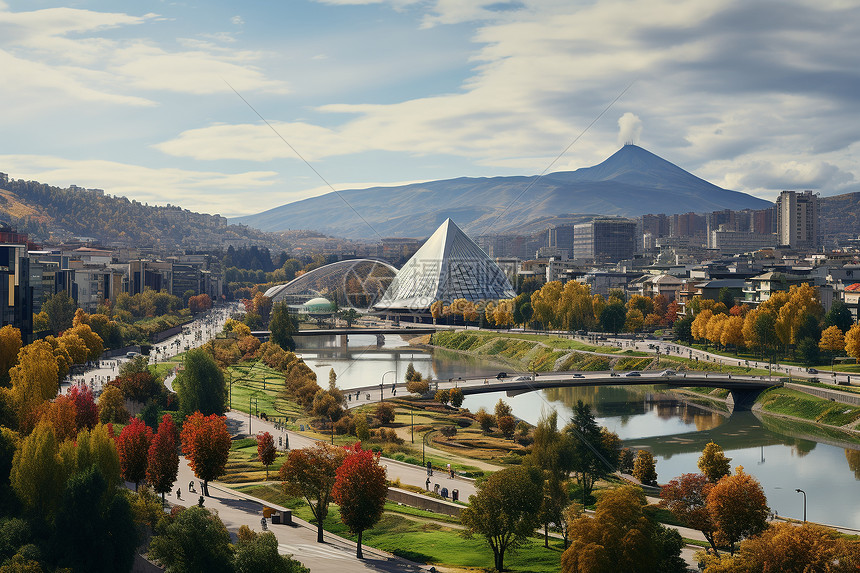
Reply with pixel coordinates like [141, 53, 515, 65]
[0, 174, 283, 250]
[821, 192, 860, 244]
[234, 145, 772, 239]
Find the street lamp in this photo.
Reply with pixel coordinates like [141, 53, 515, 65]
[249, 397, 258, 434]
[380, 369, 395, 402]
[795, 488, 807, 522]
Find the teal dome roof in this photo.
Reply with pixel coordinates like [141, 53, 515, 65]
[302, 297, 335, 312]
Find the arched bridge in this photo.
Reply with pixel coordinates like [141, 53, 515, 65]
[344, 370, 781, 412]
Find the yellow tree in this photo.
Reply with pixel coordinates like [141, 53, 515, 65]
[706, 313, 729, 348]
[0, 325, 22, 386]
[430, 300, 444, 323]
[560, 281, 594, 331]
[592, 294, 606, 325]
[483, 301, 496, 326]
[845, 323, 860, 360]
[10, 340, 59, 432]
[66, 324, 104, 361]
[58, 333, 89, 365]
[707, 466, 769, 555]
[624, 309, 644, 333]
[531, 281, 563, 329]
[494, 299, 515, 327]
[10, 422, 68, 516]
[691, 310, 714, 343]
[720, 315, 745, 350]
[819, 325, 846, 355]
[742, 307, 761, 350]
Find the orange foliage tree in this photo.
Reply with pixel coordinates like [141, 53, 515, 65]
[116, 418, 154, 490]
[147, 414, 179, 501]
[706, 466, 769, 555]
[332, 443, 388, 559]
[180, 412, 231, 496]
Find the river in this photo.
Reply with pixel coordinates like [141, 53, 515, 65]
[297, 334, 860, 529]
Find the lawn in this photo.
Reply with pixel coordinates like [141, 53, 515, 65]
[758, 387, 860, 426]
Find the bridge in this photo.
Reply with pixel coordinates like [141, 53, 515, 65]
[342, 370, 782, 412]
[252, 327, 436, 346]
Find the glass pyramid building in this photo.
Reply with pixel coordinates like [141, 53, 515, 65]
[375, 218, 516, 311]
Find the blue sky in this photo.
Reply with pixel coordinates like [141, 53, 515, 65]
[1, 0, 859, 218]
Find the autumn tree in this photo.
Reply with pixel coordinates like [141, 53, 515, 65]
[10, 422, 67, 517]
[68, 384, 99, 431]
[434, 388, 450, 406]
[98, 385, 129, 424]
[707, 466, 769, 555]
[0, 325, 22, 387]
[180, 412, 231, 496]
[449, 387, 464, 408]
[698, 442, 732, 483]
[147, 414, 180, 502]
[9, 340, 59, 432]
[720, 315, 745, 350]
[116, 418, 154, 490]
[704, 521, 860, 572]
[632, 449, 658, 486]
[176, 348, 226, 417]
[820, 324, 846, 355]
[331, 443, 388, 559]
[39, 395, 78, 442]
[660, 473, 719, 554]
[526, 411, 575, 547]
[476, 408, 494, 433]
[562, 485, 686, 573]
[461, 465, 543, 571]
[845, 323, 860, 361]
[279, 442, 348, 543]
[257, 432, 276, 479]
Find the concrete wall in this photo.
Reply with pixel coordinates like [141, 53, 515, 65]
[785, 382, 860, 406]
[387, 487, 463, 517]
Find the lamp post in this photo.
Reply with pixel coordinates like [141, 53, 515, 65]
[795, 488, 807, 522]
[381, 370, 395, 402]
[249, 397, 258, 435]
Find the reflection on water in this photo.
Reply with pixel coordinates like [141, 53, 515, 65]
[296, 333, 860, 528]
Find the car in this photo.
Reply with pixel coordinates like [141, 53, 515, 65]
[571, 373, 584, 378]
[806, 368, 819, 374]
[660, 369, 676, 376]
[610, 371, 620, 377]
[623, 371, 641, 377]
[515, 376, 531, 381]
[126, 351, 139, 358]
[496, 372, 508, 379]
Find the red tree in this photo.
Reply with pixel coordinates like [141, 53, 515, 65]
[660, 473, 719, 554]
[189, 294, 213, 314]
[332, 443, 388, 559]
[116, 418, 154, 490]
[147, 414, 179, 501]
[68, 384, 99, 430]
[180, 411, 231, 496]
[257, 432, 276, 480]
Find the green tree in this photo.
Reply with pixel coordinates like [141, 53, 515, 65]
[718, 287, 735, 309]
[566, 401, 614, 504]
[175, 348, 226, 417]
[797, 336, 820, 366]
[331, 444, 388, 559]
[599, 302, 626, 334]
[52, 464, 138, 573]
[10, 423, 67, 518]
[41, 291, 77, 335]
[149, 506, 235, 573]
[674, 315, 694, 343]
[234, 529, 309, 573]
[698, 442, 732, 483]
[461, 465, 543, 571]
[269, 302, 297, 352]
[279, 442, 348, 544]
[824, 300, 853, 333]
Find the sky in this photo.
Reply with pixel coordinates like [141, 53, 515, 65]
[1, 0, 859, 219]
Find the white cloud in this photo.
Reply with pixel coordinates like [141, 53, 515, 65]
[231, 15, 244, 26]
[617, 112, 642, 146]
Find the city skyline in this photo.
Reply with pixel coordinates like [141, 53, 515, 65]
[1, 0, 859, 218]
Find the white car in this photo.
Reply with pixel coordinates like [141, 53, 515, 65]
[660, 369, 676, 376]
[623, 371, 641, 377]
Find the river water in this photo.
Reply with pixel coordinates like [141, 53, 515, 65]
[297, 334, 860, 529]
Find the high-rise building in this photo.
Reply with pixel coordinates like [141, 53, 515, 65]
[0, 226, 33, 341]
[548, 225, 576, 258]
[776, 190, 819, 250]
[573, 218, 637, 262]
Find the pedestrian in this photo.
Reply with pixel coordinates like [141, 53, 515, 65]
[427, 461, 433, 476]
[446, 463, 451, 477]
[425, 477, 430, 490]
[449, 465, 454, 479]
[261, 516, 267, 531]
[176, 488, 181, 500]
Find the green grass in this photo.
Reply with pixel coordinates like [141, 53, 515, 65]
[227, 362, 303, 422]
[758, 387, 860, 426]
[237, 484, 565, 572]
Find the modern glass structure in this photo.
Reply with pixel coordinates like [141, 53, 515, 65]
[375, 219, 516, 311]
[263, 259, 397, 309]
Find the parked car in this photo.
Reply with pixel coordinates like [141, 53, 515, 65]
[623, 371, 641, 377]
[496, 372, 508, 379]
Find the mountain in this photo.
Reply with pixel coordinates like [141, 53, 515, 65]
[820, 191, 860, 244]
[0, 174, 284, 250]
[234, 145, 772, 239]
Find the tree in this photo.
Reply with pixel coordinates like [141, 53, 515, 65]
[707, 466, 769, 555]
[9, 340, 59, 432]
[718, 286, 735, 309]
[461, 465, 542, 571]
[824, 300, 853, 333]
[698, 441, 732, 483]
[98, 385, 129, 424]
[566, 400, 614, 504]
[0, 325, 21, 387]
[449, 387, 464, 408]
[624, 308, 645, 333]
[434, 388, 450, 406]
[476, 408, 495, 434]
[180, 412, 231, 497]
[175, 348, 226, 417]
[720, 315, 745, 350]
[632, 449, 657, 486]
[257, 432, 276, 479]
[68, 384, 99, 430]
[674, 315, 693, 343]
[497, 415, 516, 439]
[332, 443, 388, 559]
[660, 473, 720, 555]
[312, 390, 344, 444]
[279, 442, 348, 543]
[147, 414, 180, 502]
[526, 413, 575, 547]
[599, 302, 626, 334]
[374, 402, 395, 424]
[234, 529, 309, 573]
[705, 521, 860, 573]
[845, 323, 860, 361]
[52, 464, 138, 573]
[10, 422, 66, 517]
[562, 485, 685, 573]
[116, 418, 154, 490]
[269, 302, 297, 351]
[149, 506, 235, 573]
[41, 290, 77, 335]
[797, 336, 820, 366]
[820, 325, 846, 354]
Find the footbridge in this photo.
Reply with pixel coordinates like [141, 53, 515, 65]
[343, 371, 781, 412]
[252, 327, 435, 346]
